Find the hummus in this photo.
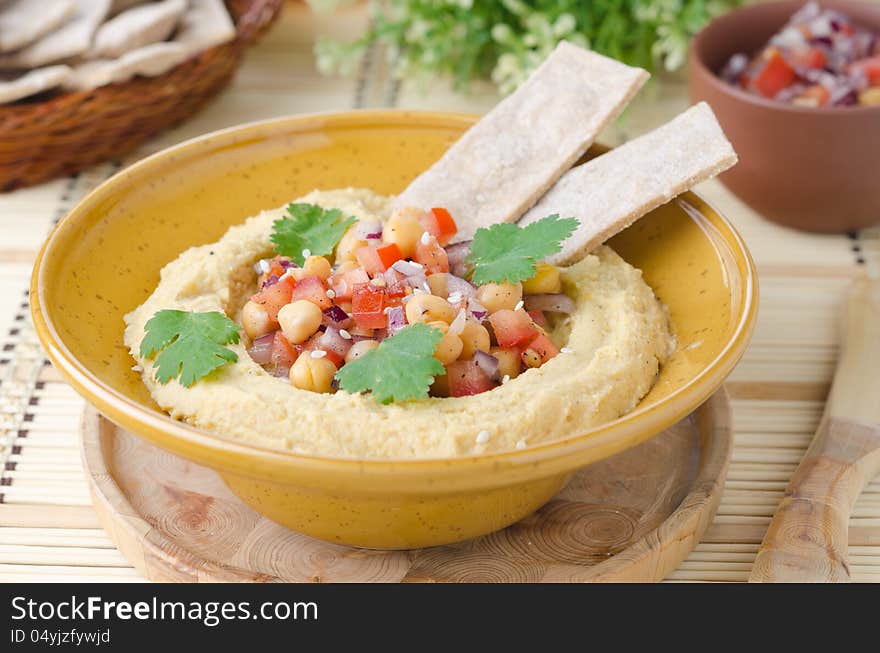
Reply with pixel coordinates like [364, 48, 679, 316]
[124, 189, 673, 459]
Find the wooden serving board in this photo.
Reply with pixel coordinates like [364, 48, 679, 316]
[80, 391, 732, 583]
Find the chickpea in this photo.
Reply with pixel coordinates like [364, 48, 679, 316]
[491, 347, 521, 380]
[289, 354, 336, 393]
[277, 300, 322, 344]
[859, 87, 880, 107]
[432, 322, 463, 365]
[334, 260, 359, 275]
[385, 207, 426, 258]
[522, 263, 562, 295]
[336, 227, 367, 262]
[426, 273, 449, 298]
[459, 321, 491, 359]
[405, 293, 456, 325]
[521, 348, 543, 369]
[241, 300, 271, 339]
[344, 339, 379, 363]
[303, 255, 332, 280]
[476, 281, 523, 314]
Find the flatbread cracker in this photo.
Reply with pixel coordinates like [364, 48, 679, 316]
[0, 64, 70, 104]
[393, 41, 648, 242]
[92, 0, 186, 59]
[174, 0, 236, 56]
[65, 42, 187, 91]
[518, 102, 737, 266]
[0, 0, 110, 69]
[0, 0, 76, 53]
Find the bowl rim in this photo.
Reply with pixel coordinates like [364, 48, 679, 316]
[690, 0, 880, 117]
[31, 109, 759, 486]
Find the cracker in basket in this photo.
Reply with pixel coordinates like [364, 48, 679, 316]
[0, 0, 110, 69]
[174, 0, 236, 56]
[518, 102, 738, 266]
[393, 41, 649, 242]
[0, 0, 76, 53]
[92, 0, 187, 59]
[66, 42, 188, 92]
[0, 65, 71, 104]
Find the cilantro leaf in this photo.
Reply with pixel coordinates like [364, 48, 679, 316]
[139, 310, 241, 388]
[270, 203, 357, 265]
[466, 214, 579, 285]
[335, 323, 445, 404]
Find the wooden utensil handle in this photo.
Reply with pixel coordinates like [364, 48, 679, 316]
[750, 279, 880, 583]
[750, 416, 880, 582]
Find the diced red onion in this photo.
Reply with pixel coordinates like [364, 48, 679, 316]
[720, 53, 748, 83]
[356, 219, 383, 241]
[446, 274, 476, 299]
[447, 309, 467, 336]
[386, 306, 407, 334]
[473, 350, 500, 382]
[523, 293, 575, 314]
[247, 333, 275, 366]
[319, 327, 354, 358]
[467, 298, 488, 322]
[279, 258, 297, 269]
[445, 241, 472, 277]
[323, 305, 352, 327]
[392, 260, 425, 277]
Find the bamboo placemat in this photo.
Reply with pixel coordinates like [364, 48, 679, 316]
[1, 3, 878, 583]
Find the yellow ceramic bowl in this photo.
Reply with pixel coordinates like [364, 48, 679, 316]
[31, 111, 757, 549]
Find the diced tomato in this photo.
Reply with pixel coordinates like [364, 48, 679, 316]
[355, 243, 403, 276]
[797, 84, 830, 106]
[292, 275, 333, 310]
[446, 360, 496, 397]
[790, 46, 826, 69]
[329, 268, 370, 301]
[488, 309, 539, 348]
[523, 333, 559, 364]
[351, 283, 387, 330]
[528, 309, 548, 328]
[752, 51, 796, 98]
[413, 238, 449, 275]
[269, 331, 298, 376]
[251, 276, 295, 324]
[420, 207, 458, 246]
[851, 56, 880, 85]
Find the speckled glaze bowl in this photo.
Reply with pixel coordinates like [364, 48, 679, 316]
[690, 0, 880, 232]
[31, 111, 757, 549]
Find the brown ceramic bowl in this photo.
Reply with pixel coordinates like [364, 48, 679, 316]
[690, 0, 880, 233]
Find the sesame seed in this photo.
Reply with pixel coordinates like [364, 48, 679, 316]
[447, 292, 463, 304]
[326, 289, 336, 299]
[502, 374, 510, 384]
[302, 249, 311, 259]
[515, 439, 527, 450]
[476, 430, 490, 444]
[420, 231, 432, 245]
[339, 329, 352, 340]
[560, 347, 573, 354]
[310, 350, 327, 359]
[514, 300, 524, 311]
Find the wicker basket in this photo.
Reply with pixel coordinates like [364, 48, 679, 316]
[0, 0, 283, 191]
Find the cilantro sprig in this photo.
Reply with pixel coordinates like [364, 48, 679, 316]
[335, 323, 445, 404]
[466, 214, 578, 285]
[271, 202, 357, 265]
[139, 310, 241, 388]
